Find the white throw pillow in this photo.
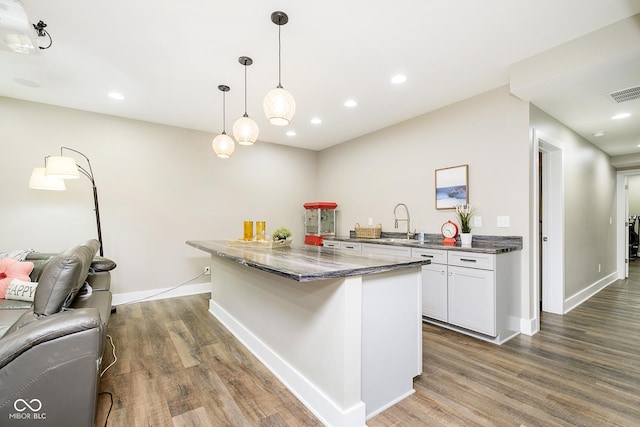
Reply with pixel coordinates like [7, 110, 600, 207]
[5, 279, 38, 302]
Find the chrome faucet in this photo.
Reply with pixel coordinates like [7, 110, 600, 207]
[393, 203, 413, 239]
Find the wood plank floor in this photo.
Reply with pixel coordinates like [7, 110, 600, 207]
[96, 265, 640, 426]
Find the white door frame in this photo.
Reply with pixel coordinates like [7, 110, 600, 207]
[616, 170, 640, 279]
[531, 130, 565, 331]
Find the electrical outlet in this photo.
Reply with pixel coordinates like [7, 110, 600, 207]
[204, 266, 211, 275]
[598, 264, 601, 273]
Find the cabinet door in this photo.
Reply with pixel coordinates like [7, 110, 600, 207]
[341, 242, 362, 251]
[447, 266, 496, 336]
[421, 263, 448, 321]
[323, 240, 340, 248]
[362, 243, 411, 257]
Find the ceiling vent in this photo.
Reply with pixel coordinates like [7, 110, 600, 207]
[607, 85, 640, 104]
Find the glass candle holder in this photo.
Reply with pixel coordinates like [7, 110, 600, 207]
[256, 221, 266, 241]
[243, 221, 254, 241]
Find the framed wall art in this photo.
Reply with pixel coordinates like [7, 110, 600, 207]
[435, 164, 468, 209]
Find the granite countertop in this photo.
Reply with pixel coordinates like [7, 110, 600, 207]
[186, 240, 430, 282]
[329, 233, 523, 254]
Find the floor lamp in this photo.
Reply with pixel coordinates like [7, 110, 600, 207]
[29, 147, 104, 257]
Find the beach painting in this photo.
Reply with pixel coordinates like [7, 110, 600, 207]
[435, 164, 468, 209]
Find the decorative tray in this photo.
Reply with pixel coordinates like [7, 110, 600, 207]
[224, 238, 293, 249]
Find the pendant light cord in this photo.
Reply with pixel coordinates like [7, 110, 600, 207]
[222, 90, 227, 133]
[244, 64, 248, 116]
[278, 23, 282, 88]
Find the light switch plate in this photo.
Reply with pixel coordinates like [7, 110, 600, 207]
[497, 216, 510, 227]
[473, 216, 482, 227]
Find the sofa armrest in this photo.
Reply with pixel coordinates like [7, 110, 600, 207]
[0, 309, 104, 427]
[0, 308, 101, 369]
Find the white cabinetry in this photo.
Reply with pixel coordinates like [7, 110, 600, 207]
[412, 248, 448, 322]
[447, 264, 496, 336]
[362, 243, 411, 257]
[414, 248, 520, 344]
[340, 241, 362, 251]
[323, 240, 362, 251]
[322, 240, 340, 249]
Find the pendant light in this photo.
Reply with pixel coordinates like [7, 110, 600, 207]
[212, 85, 235, 158]
[263, 11, 296, 126]
[233, 56, 259, 145]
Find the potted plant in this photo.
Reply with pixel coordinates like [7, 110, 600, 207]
[455, 203, 475, 245]
[272, 226, 292, 241]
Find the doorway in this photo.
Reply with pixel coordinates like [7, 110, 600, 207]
[532, 130, 565, 332]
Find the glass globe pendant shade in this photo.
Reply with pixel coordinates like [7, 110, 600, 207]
[212, 132, 235, 158]
[263, 87, 296, 126]
[233, 115, 259, 145]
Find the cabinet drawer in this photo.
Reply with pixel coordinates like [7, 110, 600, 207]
[362, 243, 411, 257]
[412, 248, 447, 264]
[341, 242, 362, 251]
[448, 251, 495, 270]
[323, 240, 340, 248]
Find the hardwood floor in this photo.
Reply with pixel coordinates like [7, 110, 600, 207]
[97, 266, 640, 426]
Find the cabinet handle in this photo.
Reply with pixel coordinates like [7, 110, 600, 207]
[345, 245, 354, 249]
[459, 258, 477, 263]
[420, 254, 434, 258]
[441, 271, 446, 275]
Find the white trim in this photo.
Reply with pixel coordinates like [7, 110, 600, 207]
[531, 130, 565, 331]
[563, 272, 617, 314]
[112, 281, 210, 305]
[520, 317, 537, 336]
[616, 169, 640, 280]
[209, 300, 367, 427]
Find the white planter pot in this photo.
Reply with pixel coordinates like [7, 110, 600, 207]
[460, 233, 472, 246]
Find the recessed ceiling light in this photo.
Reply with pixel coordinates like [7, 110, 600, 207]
[13, 78, 40, 88]
[108, 92, 125, 100]
[310, 118, 322, 124]
[593, 131, 606, 137]
[344, 99, 357, 108]
[286, 130, 296, 137]
[611, 112, 631, 120]
[391, 75, 407, 84]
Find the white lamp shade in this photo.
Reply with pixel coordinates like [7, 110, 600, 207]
[233, 116, 260, 145]
[45, 156, 80, 179]
[212, 133, 235, 158]
[29, 167, 66, 190]
[263, 87, 296, 126]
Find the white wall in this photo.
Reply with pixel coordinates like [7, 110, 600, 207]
[628, 175, 640, 215]
[317, 86, 533, 317]
[530, 105, 617, 299]
[0, 97, 318, 296]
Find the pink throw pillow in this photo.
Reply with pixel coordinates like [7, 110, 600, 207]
[0, 258, 34, 299]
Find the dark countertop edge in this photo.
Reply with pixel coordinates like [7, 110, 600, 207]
[186, 241, 430, 282]
[335, 233, 523, 254]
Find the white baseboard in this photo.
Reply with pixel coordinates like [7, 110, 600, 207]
[112, 282, 210, 306]
[520, 317, 539, 336]
[564, 272, 617, 314]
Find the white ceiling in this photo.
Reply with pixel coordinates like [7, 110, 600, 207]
[1, 0, 640, 154]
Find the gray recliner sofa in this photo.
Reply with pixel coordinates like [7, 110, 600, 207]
[0, 239, 115, 427]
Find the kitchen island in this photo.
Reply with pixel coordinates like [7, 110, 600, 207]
[186, 240, 430, 427]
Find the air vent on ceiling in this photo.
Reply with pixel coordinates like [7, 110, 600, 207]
[607, 85, 640, 104]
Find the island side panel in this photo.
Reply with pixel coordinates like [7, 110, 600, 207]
[361, 267, 423, 419]
[208, 255, 366, 427]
